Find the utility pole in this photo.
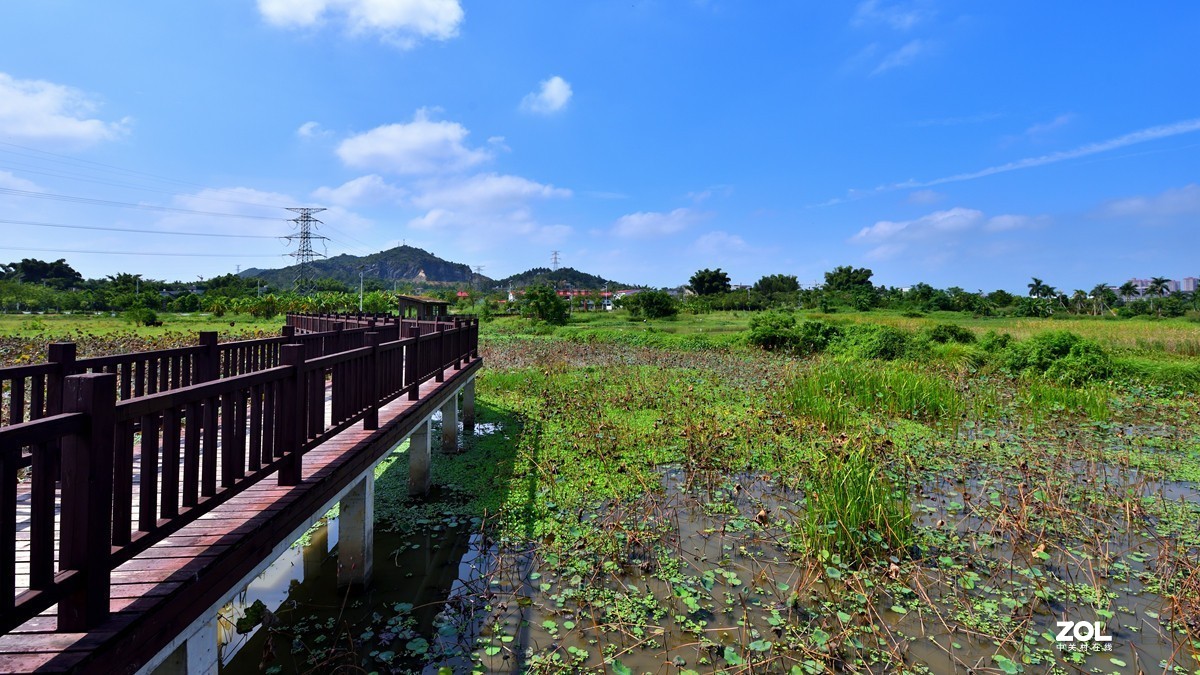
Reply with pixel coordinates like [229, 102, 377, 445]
[284, 207, 328, 294]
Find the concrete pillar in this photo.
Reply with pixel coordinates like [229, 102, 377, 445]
[440, 396, 458, 453]
[187, 617, 218, 675]
[409, 420, 431, 497]
[337, 474, 374, 587]
[462, 377, 476, 436]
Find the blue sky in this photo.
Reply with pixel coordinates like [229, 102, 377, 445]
[1, 1, 1197, 292]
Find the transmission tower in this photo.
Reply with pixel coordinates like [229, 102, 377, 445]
[473, 265, 485, 291]
[550, 250, 560, 271]
[284, 207, 328, 293]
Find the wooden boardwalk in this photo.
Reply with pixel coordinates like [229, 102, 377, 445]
[0, 313, 481, 674]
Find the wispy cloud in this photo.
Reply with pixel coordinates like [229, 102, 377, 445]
[821, 117, 1200, 205]
[872, 40, 926, 75]
[1100, 183, 1200, 221]
[850, 207, 1046, 260]
[612, 208, 708, 238]
[520, 76, 573, 115]
[853, 0, 930, 31]
[257, 0, 464, 49]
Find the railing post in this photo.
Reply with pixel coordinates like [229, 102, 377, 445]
[333, 321, 345, 355]
[197, 331, 219, 382]
[281, 325, 296, 340]
[435, 325, 446, 383]
[364, 332, 380, 431]
[59, 373, 116, 631]
[406, 326, 421, 401]
[278, 345, 305, 486]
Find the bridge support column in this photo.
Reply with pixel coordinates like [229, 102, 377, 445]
[440, 396, 458, 453]
[462, 377, 476, 436]
[337, 474, 374, 587]
[409, 420, 431, 496]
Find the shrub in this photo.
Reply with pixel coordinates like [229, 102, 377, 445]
[123, 308, 160, 327]
[835, 324, 918, 361]
[626, 290, 679, 319]
[1002, 331, 1113, 384]
[926, 323, 976, 344]
[978, 330, 1013, 352]
[521, 285, 569, 325]
[747, 310, 796, 351]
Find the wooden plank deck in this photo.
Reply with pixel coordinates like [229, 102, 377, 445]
[0, 358, 481, 674]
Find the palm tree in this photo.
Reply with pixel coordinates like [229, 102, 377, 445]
[1147, 277, 1171, 317]
[1118, 281, 1140, 301]
[1090, 283, 1112, 315]
[1027, 277, 1047, 298]
[1070, 290, 1089, 315]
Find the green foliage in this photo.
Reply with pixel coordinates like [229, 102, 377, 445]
[122, 308, 160, 327]
[822, 265, 874, 293]
[0, 258, 83, 289]
[926, 323, 976, 344]
[1001, 330, 1113, 384]
[978, 330, 1013, 352]
[795, 442, 913, 562]
[688, 268, 731, 296]
[785, 360, 967, 430]
[520, 284, 569, 325]
[753, 273, 799, 295]
[1012, 296, 1053, 317]
[747, 310, 797, 351]
[833, 323, 919, 361]
[747, 312, 841, 356]
[624, 289, 679, 319]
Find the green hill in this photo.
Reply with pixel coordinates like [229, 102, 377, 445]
[490, 267, 636, 290]
[240, 245, 482, 288]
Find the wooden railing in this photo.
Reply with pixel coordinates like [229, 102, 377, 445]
[0, 314, 478, 634]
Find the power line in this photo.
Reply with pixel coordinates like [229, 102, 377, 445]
[0, 187, 284, 221]
[284, 207, 328, 293]
[0, 218, 284, 239]
[0, 245, 284, 258]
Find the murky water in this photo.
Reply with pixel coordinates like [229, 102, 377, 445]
[220, 455, 1199, 674]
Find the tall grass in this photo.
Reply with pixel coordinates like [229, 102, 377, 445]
[796, 443, 913, 562]
[1014, 379, 1110, 421]
[785, 360, 966, 431]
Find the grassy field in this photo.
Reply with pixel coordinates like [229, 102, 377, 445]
[0, 311, 281, 339]
[5, 310, 1199, 673]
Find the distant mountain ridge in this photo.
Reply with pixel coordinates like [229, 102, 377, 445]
[239, 245, 480, 288]
[240, 246, 638, 291]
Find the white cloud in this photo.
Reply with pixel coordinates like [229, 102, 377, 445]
[520, 76, 573, 115]
[906, 189, 943, 205]
[297, 121, 332, 139]
[692, 231, 750, 254]
[312, 174, 405, 206]
[336, 108, 491, 175]
[1024, 113, 1075, 138]
[985, 214, 1047, 232]
[851, 207, 1047, 260]
[257, 0, 463, 47]
[0, 171, 40, 192]
[612, 208, 708, 238]
[403, 173, 572, 253]
[825, 117, 1200, 205]
[872, 40, 926, 75]
[853, 207, 983, 244]
[1101, 184, 1200, 220]
[853, 0, 929, 30]
[411, 173, 569, 211]
[0, 72, 129, 148]
[687, 184, 734, 203]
